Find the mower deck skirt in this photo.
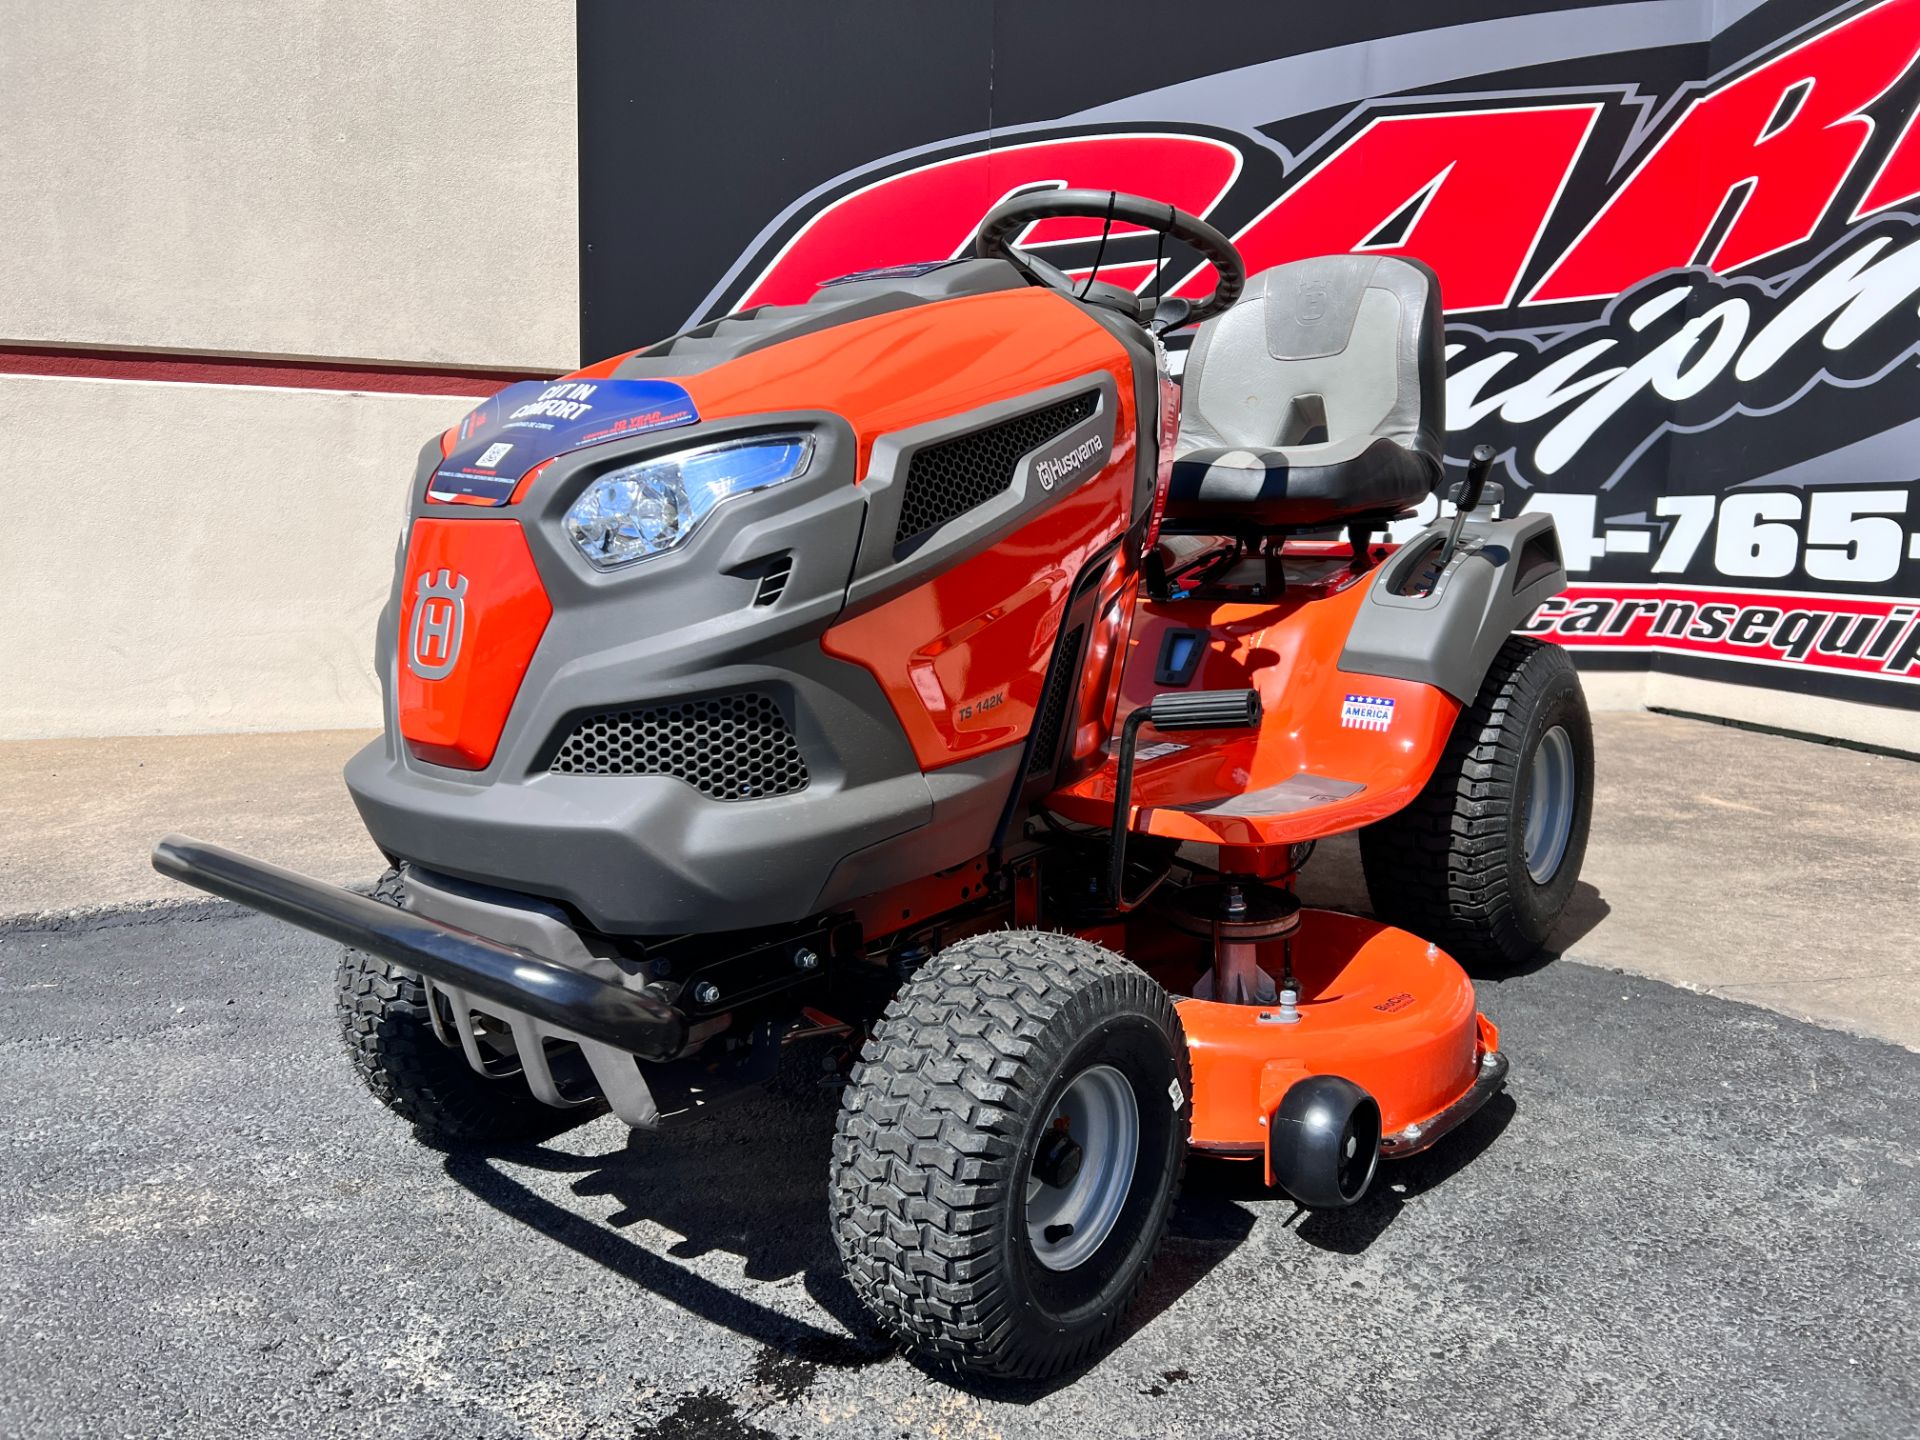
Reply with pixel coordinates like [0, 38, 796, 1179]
[1176, 909, 1499, 1155]
[150, 835, 686, 1059]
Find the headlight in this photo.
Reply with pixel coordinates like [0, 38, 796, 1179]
[563, 434, 814, 569]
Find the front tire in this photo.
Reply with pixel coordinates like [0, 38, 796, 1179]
[1360, 636, 1594, 970]
[830, 930, 1190, 1379]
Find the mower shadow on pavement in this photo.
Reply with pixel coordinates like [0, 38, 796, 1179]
[437, 1075, 1266, 1401]
[439, 1086, 894, 1374]
[1292, 1090, 1517, 1255]
[1545, 880, 1611, 957]
[1135, 1088, 1516, 1272]
[1460, 882, 1611, 985]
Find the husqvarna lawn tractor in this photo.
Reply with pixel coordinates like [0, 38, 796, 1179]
[154, 189, 1592, 1379]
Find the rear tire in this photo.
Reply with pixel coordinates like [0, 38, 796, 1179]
[334, 870, 602, 1147]
[1359, 637, 1593, 970]
[830, 930, 1190, 1379]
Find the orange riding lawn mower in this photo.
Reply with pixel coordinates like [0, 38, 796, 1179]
[155, 190, 1592, 1379]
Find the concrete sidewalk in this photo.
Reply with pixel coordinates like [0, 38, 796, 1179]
[1299, 712, 1920, 1050]
[3, 713, 1917, 1049]
[0, 729, 383, 919]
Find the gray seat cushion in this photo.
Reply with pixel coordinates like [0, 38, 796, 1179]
[1165, 254, 1445, 528]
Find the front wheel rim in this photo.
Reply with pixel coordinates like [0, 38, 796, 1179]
[1025, 1064, 1140, 1272]
[1522, 724, 1577, 884]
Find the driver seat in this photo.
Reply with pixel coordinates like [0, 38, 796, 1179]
[1164, 255, 1445, 530]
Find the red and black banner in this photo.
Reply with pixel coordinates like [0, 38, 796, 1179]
[580, 0, 1920, 711]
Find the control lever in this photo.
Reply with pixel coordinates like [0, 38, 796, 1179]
[1104, 690, 1262, 909]
[1439, 444, 1496, 569]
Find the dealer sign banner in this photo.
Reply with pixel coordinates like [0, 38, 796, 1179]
[581, 0, 1920, 716]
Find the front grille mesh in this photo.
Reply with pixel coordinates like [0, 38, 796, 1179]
[550, 692, 809, 800]
[894, 391, 1099, 548]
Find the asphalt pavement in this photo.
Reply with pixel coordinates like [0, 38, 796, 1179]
[2, 903, 1915, 1439]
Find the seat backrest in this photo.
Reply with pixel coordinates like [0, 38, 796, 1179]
[1177, 255, 1445, 465]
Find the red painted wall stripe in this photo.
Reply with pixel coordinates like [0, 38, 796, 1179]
[0, 345, 548, 397]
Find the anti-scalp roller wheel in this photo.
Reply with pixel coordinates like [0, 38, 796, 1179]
[1268, 1074, 1381, 1209]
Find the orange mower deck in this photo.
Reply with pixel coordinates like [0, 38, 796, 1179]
[1173, 908, 1501, 1178]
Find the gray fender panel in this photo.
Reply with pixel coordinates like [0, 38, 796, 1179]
[347, 728, 937, 937]
[813, 749, 1023, 914]
[1338, 510, 1567, 702]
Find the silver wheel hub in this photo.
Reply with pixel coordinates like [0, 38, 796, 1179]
[1522, 724, 1577, 884]
[1025, 1064, 1140, 1272]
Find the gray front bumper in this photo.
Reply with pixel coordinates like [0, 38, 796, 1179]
[345, 733, 955, 936]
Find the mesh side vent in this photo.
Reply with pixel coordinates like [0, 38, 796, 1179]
[550, 692, 809, 800]
[754, 556, 793, 606]
[895, 391, 1099, 548]
[1027, 627, 1084, 776]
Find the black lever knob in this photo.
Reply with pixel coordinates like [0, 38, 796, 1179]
[1144, 690, 1263, 731]
[1457, 443, 1496, 515]
[1439, 445, 1498, 569]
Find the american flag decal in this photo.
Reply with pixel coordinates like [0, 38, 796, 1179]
[1340, 694, 1395, 732]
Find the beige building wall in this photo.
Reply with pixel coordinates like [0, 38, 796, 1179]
[0, 0, 579, 370]
[1641, 673, 1918, 756]
[0, 0, 575, 739]
[0, 375, 469, 738]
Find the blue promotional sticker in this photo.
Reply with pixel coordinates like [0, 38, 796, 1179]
[1340, 694, 1395, 732]
[429, 379, 700, 505]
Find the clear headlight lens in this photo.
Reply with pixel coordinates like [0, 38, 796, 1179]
[564, 434, 814, 569]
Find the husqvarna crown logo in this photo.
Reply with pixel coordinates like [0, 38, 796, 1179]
[407, 569, 467, 680]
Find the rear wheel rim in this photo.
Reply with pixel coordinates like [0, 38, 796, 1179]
[1025, 1064, 1140, 1272]
[1522, 724, 1577, 884]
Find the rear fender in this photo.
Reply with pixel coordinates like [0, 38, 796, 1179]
[1339, 509, 1567, 703]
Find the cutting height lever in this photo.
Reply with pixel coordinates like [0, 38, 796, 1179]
[1440, 444, 1497, 569]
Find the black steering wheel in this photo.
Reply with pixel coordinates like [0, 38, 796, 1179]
[972, 187, 1246, 328]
